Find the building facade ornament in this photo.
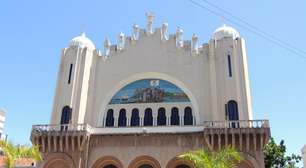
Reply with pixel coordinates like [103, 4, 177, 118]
[175, 27, 184, 48]
[103, 37, 111, 58]
[191, 33, 199, 55]
[161, 22, 169, 41]
[132, 24, 140, 41]
[117, 32, 125, 51]
[146, 12, 155, 35]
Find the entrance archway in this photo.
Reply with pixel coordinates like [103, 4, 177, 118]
[42, 153, 75, 168]
[92, 156, 123, 168]
[166, 157, 193, 168]
[44, 160, 71, 168]
[128, 155, 161, 168]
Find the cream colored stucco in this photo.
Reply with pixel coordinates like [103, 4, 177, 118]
[50, 24, 252, 128]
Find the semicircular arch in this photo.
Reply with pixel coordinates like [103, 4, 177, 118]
[239, 153, 260, 168]
[128, 155, 161, 168]
[42, 152, 75, 168]
[97, 72, 199, 126]
[166, 156, 193, 168]
[91, 155, 123, 168]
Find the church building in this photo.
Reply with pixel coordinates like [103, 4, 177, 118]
[31, 13, 270, 168]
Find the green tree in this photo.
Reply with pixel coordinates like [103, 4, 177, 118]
[264, 138, 301, 168]
[179, 146, 241, 168]
[0, 140, 42, 168]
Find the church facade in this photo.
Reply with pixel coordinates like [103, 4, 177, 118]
[31, 13, 270, 168]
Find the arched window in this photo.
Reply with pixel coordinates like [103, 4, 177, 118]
[118, 108, 127, 127]
[227, 100, 239, 128]
[157, 107, 166, 126]
[105, 109, 114, 127]
[176, 165, 191, 168]
[60, 106, 72, 131]
[227, 100, 239, 120]
[60, 106, 72, 125]
[131, 108, 140, 126]
[184, 106, 193, 125]
[144, 108, 153, 126]
[138, 164, 153, 168]
[171, 107, 180, 125]
[103, 165, 117, 168]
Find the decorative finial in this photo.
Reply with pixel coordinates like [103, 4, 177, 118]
[118, 32, 125, 51]
[175, 27, 184, 48]
[161, 22, 169, 41]
[103, 37, 111, 57]
[191, 34, 199, 55]
[132, 24, 140, 41]
[81, 32, 86, 37]
[146, 12, 155, 35]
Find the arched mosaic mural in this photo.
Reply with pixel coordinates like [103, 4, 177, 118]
[109, 79, 190, 104]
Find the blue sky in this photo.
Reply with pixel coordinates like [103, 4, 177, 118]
[0, 0, 306, 160]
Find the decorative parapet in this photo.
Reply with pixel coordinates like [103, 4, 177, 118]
[96, 13, 210, 60]
[31, 123, 92, 134]
[31, 124, 92, 153]
[202, 120, 270, 152]
[203, 120, 270, 129]
[30, 120, 270, 153]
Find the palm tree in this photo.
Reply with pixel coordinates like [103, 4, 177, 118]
[0, 140, 42, 168]
[179, 146, 241, 168]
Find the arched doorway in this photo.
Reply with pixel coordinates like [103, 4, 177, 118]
[42, 153, 75, 168]
[226, 100, 239, 128]
[166, 157, 193, 168]
[128, 155, 161, 168]
[44, 160, 71, 168]
[103, 165, 118, 168]
[175, 164, 191, 168]
[92, 156, 123, 168]
[138, 164, 154, 168]
[60, 106, 72, 130]
[227, 100, 239, 120]
[237, 160, 255, 168]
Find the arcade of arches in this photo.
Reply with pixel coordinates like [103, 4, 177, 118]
[104, 106, 194, 127]
[88, 156, 255, 168]
[42, 157, 256, 168]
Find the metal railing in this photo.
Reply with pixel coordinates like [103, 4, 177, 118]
[203, 120, 269, 129]
[31, 120, 269, 134]
[32, 124, 92, 133]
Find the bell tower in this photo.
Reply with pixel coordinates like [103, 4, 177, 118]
[50, 33, 96, 125]
[209, 25, 253, 121]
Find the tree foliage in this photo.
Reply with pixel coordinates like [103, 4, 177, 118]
[179, 146, 241, 168]
[0, 140, 42, 168]
[264, 138, 301, 168]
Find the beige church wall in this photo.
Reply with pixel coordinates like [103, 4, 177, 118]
[87, 134, 263, 168]
[87, 133, 205, 168]
[85, 29, 212, 127]
[50, 24, 253, 126]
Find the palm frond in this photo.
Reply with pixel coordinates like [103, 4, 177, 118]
[180, 146, 242, 168]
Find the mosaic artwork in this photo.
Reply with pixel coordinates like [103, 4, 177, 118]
[109, 79, 190, 104]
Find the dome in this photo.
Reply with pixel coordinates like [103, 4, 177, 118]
[69, 33, 95, 49]
[212, 25, 240, 40]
